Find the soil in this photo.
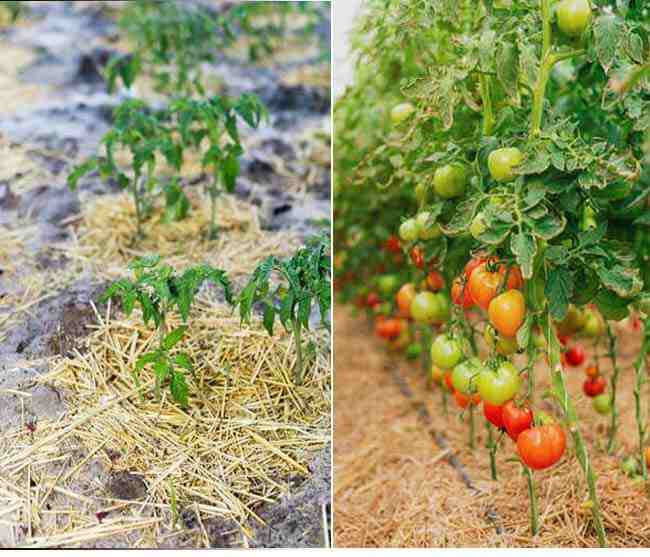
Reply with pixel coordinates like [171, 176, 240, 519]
[334, 306, 650, 548]
[0, 1, 331, 549]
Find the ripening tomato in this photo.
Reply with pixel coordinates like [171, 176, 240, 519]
[433, 164, 466, 199]
[488, 147, 523, 182]
[517, 424, 567, 470]
[431, 335, 463, 369]
[444, 371, 454, 392]
[426, 270, 445, 292]
[467, 262, 523, 310]
[431, 365, 444, 385]
[502, 400, 533, 441]
[488, 289, 526, 338]
[410, 291, 441, 324]
[410, 246, 425, 269]
[396, 283, 416, 318]
[584, 365, 599, 378]
[454, 390, 481, 409]
[484, 325, 519, 356]
[483, 401, 505, 429]
[583, 376, 606, 398]
[582, 308, 605, 338]
[565, 344, 585, 367]
[391, 102, 415, 125]
[451, 357, 481, 395]
[645, 447, 650, 469]
[464, 256, 488, 279]
[556, 0, 591, 37]
[375, 317, 402, 340]
[451, 277, 474, 309]
[399, 218, 419, 242]
[476, 361, 521, 405]
[389, 326, 412, 351]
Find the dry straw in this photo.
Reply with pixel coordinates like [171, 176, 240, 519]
[1, 297, 330, 548]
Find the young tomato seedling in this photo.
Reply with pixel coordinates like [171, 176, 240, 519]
[101, 255, 232, 407]
[236, 233, 331, 385]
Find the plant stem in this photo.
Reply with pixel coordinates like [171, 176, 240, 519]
[524, 466, 539, 536]
[208, 177, 221, 240]
[487, 422, 498, 480]
[292, 318, 305, 385]
[606, 323, 621, 454]
[479, 74, 495, 136]
[132, 174, 143, 239]
[543, 313, 607, 546]
[634, 318, 649, 480]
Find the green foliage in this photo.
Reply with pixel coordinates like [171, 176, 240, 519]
[101, 255, 232, 407]
[236, 233, 331, 384]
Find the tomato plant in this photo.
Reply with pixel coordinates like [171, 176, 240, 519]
[335, 0, 650, 545]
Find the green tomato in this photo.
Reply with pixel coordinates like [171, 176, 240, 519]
[484, 326, 518, 356]
[488, 147, 523, 182]
[469, 212, 487, 239]
[391, 102, 415, 125]
[580, 205, 597, 231]
[582, 309, 604, 338]
[556, 0, 591, 37]
[593, 393, 612, 415]
[377, 274, 400, 296]
[406, 342, 423, 360]
[416, 212, 442, 240]
[476, 361, 521, 405]
[451, 357, 481, 395]
[431, 334, 463, 370]
[399, 218, 419, 242]
[433, 164, 466, 199]
[410, 291, 440, 324]
[431, 292, 450, 324]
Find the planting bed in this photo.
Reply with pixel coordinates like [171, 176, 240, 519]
[0, 1, 331, 549]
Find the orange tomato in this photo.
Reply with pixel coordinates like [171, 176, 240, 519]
[396, 283, 416, 318]
[488, 289, 526, 338]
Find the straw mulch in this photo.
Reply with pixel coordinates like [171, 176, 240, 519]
[57, 191, 301, 283]
[334, 305, 650, 548]
[0, 298, 330, 548]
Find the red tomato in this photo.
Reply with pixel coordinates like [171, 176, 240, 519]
[426, 270, 445, 291]
[444, 371, 454, 392]
[517, 424, 567, 470]
[583, 376, 606, 397]
[384, 235, 401, 253]
[565, 344, 585, 367]
[366, 292, 380, 308]
[375, 317, 402, 340]
[464, 256, 489, 279]
[483, 401, 505, 429]
[451, 277, 474, 309]
[502, 400, 533, 441]
[396, 283, 416, 318]
[454, 390, 481, 409]
[488, 289, 526, 338]
[410, 247, 425, 269]
[467, 262, 523, 311]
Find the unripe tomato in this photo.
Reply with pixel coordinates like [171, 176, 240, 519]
[406, 342, 423, 360]
[580, 205, 597, 231]
[410, 291, 440, 324]
[488, 147, 523, 182]
[451, 357, 482, 395]
[483, 401, 505, 429]
[410, 246, 425, 269]
[451, 277, 474, 309]
[433, 164, 466, 199]
[476, 361, 521, 405]
[583, 376, 606, 398]
[517, 424, 566, 470]
[502, 400, 534, 441]
[391, 102, 415, 125]
[431, 335, 463, 369]
[584, 365, 599, 378]
[582, 308, 605, 338]
[377, 274, 400, 296]
[484, 325, 519, 356]
[565, 344, 585, 367]
[470, 212, 487, 239]
[399, 218, 419, 242]
[556, 0, 591, 37]
[416, 212, 442, 240]
[488, 289, 526, 338]
[454, 390, 481, 409]
[426, 270, 445, 292]
[396, 283, 416, 318]
[415, 182, 429, 205]
[431, 292, 451, 324]
[556, 305, 586, 336]
[593, 394, 612, 415]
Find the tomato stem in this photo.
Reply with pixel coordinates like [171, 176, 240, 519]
[633, 318, 649, 480]
[605, 323, 621, 454]
[523, 465, 539, 536]
[292, 318, 305, 385]
[486, 422, 498, 480]
[468, 403, 475, 449]
[479, 74, 495, 136]
[207, 175, 222, 240]
[132, 173, 144, 240]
